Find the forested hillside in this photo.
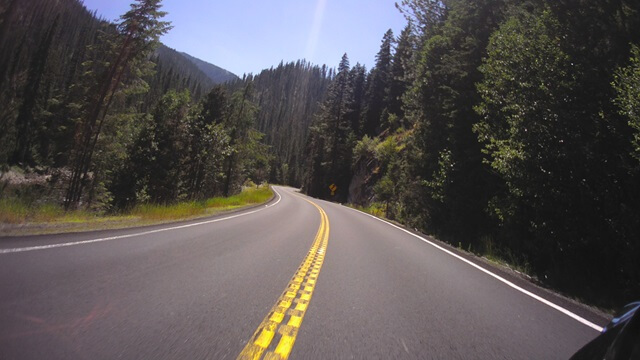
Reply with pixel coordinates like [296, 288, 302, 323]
[0, 0, 268, 211]
[228, 61, 333, 186]
[301, 0, 640, 307]
[180, 51, 238, 84]
[152, 44, 215, 98]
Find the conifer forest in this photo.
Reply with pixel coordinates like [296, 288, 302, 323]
[1, 0, 640, 308]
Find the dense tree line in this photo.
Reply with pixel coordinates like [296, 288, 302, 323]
[304, 25, 414, 202]
[111, 84, 269, 208]
[302, 0, 640, 307]
[0, 0, 267, 210]
[0, 0, 209, 168]
[227, 61, 333, 186]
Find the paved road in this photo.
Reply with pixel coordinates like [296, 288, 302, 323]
[0, 186, 607, 359]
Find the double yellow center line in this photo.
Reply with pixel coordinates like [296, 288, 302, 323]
[237, 197, 329, 360]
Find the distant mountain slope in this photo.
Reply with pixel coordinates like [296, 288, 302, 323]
[154, 45, 215, 90]
[180, 52, 239, 84]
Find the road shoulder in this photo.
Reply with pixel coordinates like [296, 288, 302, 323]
[337, 202, 612, 329]
[0, 188, 279, 243]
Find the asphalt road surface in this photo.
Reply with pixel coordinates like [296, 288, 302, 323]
[0, 186, 608, 359]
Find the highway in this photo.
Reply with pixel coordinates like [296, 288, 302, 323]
[0, 186, 608, 359]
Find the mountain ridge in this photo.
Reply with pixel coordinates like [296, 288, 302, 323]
[180, 51, 239, 84]
[154, 44, 215, 90]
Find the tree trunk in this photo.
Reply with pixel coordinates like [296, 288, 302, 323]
[65, 31, 134, 209]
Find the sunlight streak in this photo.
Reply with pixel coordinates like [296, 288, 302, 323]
[304, 0, 327, 62]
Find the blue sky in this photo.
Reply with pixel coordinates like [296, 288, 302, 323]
[81, 0, 408, 76]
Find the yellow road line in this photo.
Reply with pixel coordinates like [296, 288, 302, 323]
[237, 197, 329, 360]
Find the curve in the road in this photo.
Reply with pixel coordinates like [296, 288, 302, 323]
[0, 188, 282, 254]
[237, 195, 329, 360]
[0, 186, 604, 359]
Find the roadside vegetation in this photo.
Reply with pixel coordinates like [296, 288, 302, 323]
[351, 202, 533, 278]
[0, 184, 272, 235]
[131, 184, 272, 220]
[348, 202, 386, 218]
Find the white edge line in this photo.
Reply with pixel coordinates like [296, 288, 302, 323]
[0, 187, 282, 254]
[340, 204, 604, 333]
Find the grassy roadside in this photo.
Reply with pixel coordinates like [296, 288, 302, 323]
[0, 185, 273, 236]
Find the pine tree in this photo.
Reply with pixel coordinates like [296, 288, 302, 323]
[146, 90, 191, 203]
[395, 0, 447, 36]
[348, 63, 367, 136]
[388, 23, 413, 124]
[185, 85, 229, 199]
[65, 0, 171, 209]
[223, 82, 258, 196]
[362, 29, 394, 136]
[304, 54, 356, 200]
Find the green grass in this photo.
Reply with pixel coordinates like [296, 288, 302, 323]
[205, 186, 272, 208]
[0, 198, 96, 224]
[131, 201, 206, 221]
[0, 185, 274, 235]
[129, 185, 273, 221]
[0, 198, 29, 224]
[348, 202, 387, 218]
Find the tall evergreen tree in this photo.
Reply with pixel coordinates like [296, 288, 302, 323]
[146, 89, 191, 203]
[362, 29, 394, 136]
[65, 0, 171, 208]
[387, 23, 414, 124]
[304, 54, 356, 200]
[185, 85, 229, 199]
[223, 82, 258, 196]
[348, 63, 367, 136]
[395, 0, 448, 36]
